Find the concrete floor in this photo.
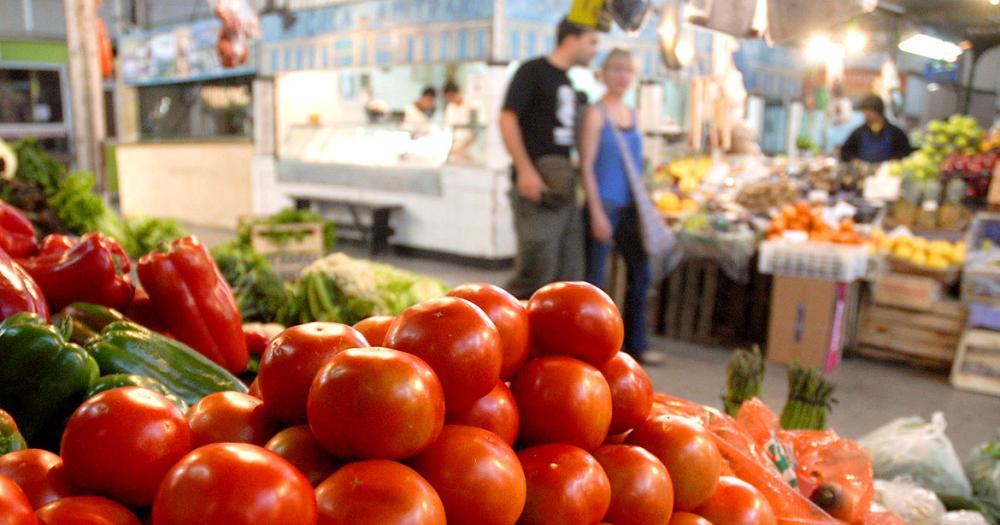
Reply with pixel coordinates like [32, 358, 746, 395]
[339, 243, 1000, 454]
[190, 225, 999, 454]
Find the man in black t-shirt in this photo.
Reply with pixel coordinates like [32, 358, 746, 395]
[500, 18, 600, 298]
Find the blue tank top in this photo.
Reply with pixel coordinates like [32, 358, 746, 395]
[593, 115, 642, 206]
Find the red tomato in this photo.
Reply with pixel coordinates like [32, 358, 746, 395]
[0, 473, 35, 525]
[693, 476, 776, 525]
[670, 512, 715, 525]
[592, 445, 674, 525]
[352, 316, 395, 347]
[265, 425, 339, 487]
[447, 283, 530, 379]
[186, 391, 279, 447]
[517, 444, 611, 525]
[248, 377, 261, 399]
[604, 431, 631, 445]
[152, 443, 316, 525]
[626, 415, 721, 511]
[315, 460, 445, 525]
[0, 449, 74, 509]
[599, 352, 654, 434]
[512, 356, 612, 451]
[60, 387, 192, 507]
[307, 348, 444, 460]
[445, 381, 519, 446]
[527, 282, 623, 366]
[258, 322, 369, 425]
[35, 496, 140, 525]
[384, 297, 502, 413]
[410, 425, 526, 525]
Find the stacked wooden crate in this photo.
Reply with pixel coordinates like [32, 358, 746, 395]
[855, 273, 965, 371]
[952, 212, 1000, 397]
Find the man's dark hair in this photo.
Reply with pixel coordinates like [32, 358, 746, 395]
[557, 17, 592, 45]
[860, 94, 884, 115]
[443, 80, 460, 94]
[421, 86, 438, 98]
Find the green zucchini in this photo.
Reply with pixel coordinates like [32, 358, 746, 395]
[86, 321, 247, 407]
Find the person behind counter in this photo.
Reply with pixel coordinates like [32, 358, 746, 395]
[403, 86, 438, 135]
[840, 94, 912, 163]
[499, 16, 600, 299]
[444, 80, 479, 160]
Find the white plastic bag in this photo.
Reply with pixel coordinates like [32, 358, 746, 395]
[942, 511, 991, 525]
[860, 412, 973, 497]
[966, 433, 1000, 516]
[873, 479, 946, 525]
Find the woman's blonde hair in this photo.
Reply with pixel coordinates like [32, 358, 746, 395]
[601, 48, 635, 72]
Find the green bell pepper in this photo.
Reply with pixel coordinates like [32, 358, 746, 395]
[0, 313, 99, 447]
[86, 373, 189, 413]
[0, 408, 27, 455]
[87, 321, 247, 407]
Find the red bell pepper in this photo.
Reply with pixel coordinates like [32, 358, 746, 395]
[36, 234, 76, 257]
[0, 201, 37, 258]
[0, 247, 48, 322]
[137, 236, 248, 374]
[18, 232, 135, 312]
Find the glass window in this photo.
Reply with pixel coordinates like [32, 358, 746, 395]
[0, 68, 65, 124]
[137, 77, 253, 139]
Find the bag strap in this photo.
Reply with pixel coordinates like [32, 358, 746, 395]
[600, 104, 643, 187]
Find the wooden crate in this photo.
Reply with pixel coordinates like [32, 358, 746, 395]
[951, 329, 1000, 397]
[854, 301, 966, 371]
[872, 273, 942, 312]
[249, 222, 325, 281]
[657, 258, 719, 343]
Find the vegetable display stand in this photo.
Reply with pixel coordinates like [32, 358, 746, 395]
[951, 329, 1000, 397]
[854, 297, 965, 372]
[249, 221, 324, 281]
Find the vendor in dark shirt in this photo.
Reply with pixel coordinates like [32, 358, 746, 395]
[840, 94, 912, 163]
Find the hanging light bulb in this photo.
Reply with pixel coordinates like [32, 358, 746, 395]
[845, 29, 867, 53]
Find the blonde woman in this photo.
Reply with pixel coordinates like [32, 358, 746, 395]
[580, 48, 664, 365]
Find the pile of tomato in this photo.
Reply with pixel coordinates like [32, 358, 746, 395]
[0, 281, 779, 525]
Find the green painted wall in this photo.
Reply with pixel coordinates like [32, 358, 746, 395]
[0, 40, 69, 64]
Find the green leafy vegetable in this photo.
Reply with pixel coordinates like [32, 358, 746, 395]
[212, 242, 289, 324]
[125, 217, 188, 258]
[48, 170, 106, 234]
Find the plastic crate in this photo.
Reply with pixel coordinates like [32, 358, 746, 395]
[758, 240, 869, 282]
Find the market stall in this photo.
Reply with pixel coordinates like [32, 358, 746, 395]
[113, 17, 257, 229]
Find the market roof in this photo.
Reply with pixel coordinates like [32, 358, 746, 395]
[884, 0, 1000, 46]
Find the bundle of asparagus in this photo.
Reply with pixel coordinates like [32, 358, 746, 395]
[780, 362, 837, 430]
[722, 346, 766, 417]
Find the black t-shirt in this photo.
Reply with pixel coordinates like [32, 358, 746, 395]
[502, 57, 577, 161]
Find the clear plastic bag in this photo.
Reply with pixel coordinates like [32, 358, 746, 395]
[859, 413, 973, 497]
[873, 479, 946, 525]
[943, 511, 992, 525]
[966, 435, 1000, 516]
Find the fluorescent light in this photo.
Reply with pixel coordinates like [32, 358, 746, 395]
[675, 39, 694, 67]
[845, 29, 867, 53]
[991, 0, 999, 6]
[805, 34, 834, 62]
[898, 33, 963, 62]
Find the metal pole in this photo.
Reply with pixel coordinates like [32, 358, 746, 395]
[64, 0, 93, 172]
[63, 0, 108, 188]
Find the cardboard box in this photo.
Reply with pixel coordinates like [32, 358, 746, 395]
[766, 276, 858, 371]
[873, 273, 942, 311]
